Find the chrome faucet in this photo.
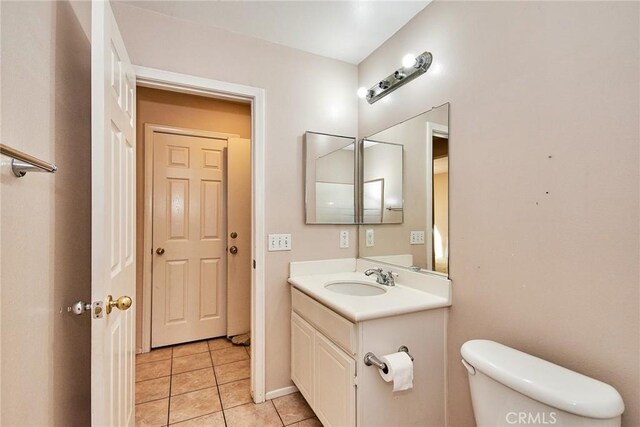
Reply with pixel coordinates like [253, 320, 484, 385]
[364, 268, 397, 286]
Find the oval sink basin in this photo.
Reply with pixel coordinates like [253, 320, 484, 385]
[324, 280, 387, 296]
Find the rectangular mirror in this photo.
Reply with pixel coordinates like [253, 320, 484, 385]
[358, 103, 449, 276]
[305, 131, 357, 224]
[361, 140, 404, 224]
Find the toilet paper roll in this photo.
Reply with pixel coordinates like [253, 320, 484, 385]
[378, 351, 413, 392]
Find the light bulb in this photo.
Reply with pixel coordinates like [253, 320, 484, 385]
[357, 87, 368, 99]
[402, 53, 416, 68]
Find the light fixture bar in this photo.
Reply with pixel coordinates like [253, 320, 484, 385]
[365, 51, 433, 104]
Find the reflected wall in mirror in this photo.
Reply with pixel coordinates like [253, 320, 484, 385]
[361, 141, 404, 224]
[305, 132, 357, 224]
[358, 103, 449, 276]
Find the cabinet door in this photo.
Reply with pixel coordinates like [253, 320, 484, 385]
[291, 312, 315, 406]
[314, 332, 356, 427]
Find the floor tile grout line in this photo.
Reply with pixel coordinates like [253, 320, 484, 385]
[221, 400, 254, 411]
[172, 365, 216, 380]
[171, 384, 219, 398]
[215, 375, 250, 387]
[135, 373, 172, 383]
[167, 410, 224, 426]
[209, 356, 250, 367]
[172, 349, 213, 360]
[171, 350, 210, 358]
[135, 394, 171, 406]
[135, 357, 172, 366]
[270, 400, 287, 426]
[284, 415, 317, 426]
[209, 348, 228, 427]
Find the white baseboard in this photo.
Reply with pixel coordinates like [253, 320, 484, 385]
[265, 385, 299, 400]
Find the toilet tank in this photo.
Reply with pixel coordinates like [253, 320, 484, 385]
[460, 340, 625, 427]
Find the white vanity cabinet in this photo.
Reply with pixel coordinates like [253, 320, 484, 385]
[291, 291, 357, 427]
[291, 287, 447, 427]
[291, 312, 316, 404]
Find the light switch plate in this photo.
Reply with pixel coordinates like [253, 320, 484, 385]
[339, 230, 349, 248]
[268, 234, 292, 251]
[410, 231, 425, 245]
[365, 229, 374, 247]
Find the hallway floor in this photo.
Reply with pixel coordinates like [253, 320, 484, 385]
[136, 338, 321, 426]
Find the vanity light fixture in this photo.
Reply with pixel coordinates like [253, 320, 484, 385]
[364, 51, 433, 104]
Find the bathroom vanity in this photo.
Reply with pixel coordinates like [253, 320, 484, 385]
[289, 259, 451, 427]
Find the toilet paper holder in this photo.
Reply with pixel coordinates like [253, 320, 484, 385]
[364, 346, 414, 374]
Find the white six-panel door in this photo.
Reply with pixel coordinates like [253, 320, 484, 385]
[91, 1, 136, 425]
[151, 128, 228, 347]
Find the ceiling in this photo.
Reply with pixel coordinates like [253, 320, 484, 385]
[118, 1, 431, 64]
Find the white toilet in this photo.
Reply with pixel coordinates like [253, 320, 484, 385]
[461, 340, 625, 426]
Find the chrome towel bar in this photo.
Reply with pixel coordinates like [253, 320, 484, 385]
[364, 346, 414, 374]
[0, 144, 58, 177]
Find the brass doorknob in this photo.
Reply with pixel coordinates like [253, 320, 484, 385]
[105, 295, 132, 314]
[229, 246, 238, 254]
[156, 248, 165, 255]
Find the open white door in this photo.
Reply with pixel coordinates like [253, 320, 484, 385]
[227, 138, 252, 336]
[91, 1, 136, 426]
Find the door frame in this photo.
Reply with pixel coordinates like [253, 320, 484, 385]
[425, 121, 449, 273]
[135, 66, 267, 403]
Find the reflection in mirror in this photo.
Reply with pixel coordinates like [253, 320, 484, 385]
[305, 132, 357, 224]
[358, 103, 449, 276]
[361, 141, 403, 224]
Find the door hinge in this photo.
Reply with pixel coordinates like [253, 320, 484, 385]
[253, 259, 256, 269]
[353, 375, 358, 387]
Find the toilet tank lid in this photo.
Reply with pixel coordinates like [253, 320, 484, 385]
[461, 340, 624, 419]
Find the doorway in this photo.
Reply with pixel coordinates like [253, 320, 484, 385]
[134, 66, 267, 404]
[137, 88, 253, 362]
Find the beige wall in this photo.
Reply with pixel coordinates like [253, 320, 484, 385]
[0, 1, 92, 425]
[135, 87, 252, 351]
[113, 3, 359, 393]
[358, 1, 639, 426]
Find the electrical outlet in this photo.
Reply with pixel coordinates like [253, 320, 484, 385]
[410, 231, 425, 245]
[268, 233, 292, 251]
[339, 230, 349, 248]
[365, 229, 374, 247]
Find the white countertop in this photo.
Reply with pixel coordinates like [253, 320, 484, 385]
[288, 271, 451, 323]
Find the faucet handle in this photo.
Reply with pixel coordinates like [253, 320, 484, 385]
[385, 271, 398, 285]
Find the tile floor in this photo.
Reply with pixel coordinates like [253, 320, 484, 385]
[136, 338, 321, 427]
